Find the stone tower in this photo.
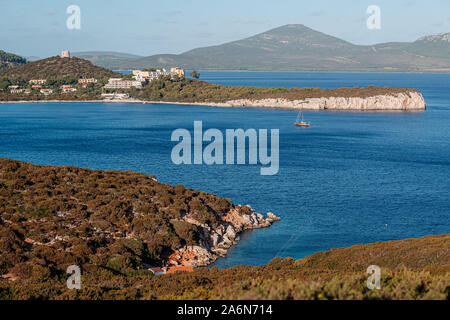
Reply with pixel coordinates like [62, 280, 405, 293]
[61, 50, 70, 58]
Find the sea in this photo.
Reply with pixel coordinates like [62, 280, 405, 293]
[1, 72, 449, 268]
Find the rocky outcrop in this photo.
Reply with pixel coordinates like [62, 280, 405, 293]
[167, 206, 280, 267]
[215, 91, 426, 111]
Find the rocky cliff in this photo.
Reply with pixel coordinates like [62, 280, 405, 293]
[167, 207, 280, 267]
[215, 91, 426, 111]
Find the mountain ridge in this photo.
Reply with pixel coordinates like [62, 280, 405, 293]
[71, 24, 450, 72]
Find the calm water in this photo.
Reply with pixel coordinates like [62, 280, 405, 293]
[1, 72, 449, 268]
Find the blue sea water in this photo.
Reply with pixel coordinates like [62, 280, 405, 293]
[1, 72, 449, 268]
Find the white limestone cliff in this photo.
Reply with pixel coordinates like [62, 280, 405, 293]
[212, 91, 426, 111]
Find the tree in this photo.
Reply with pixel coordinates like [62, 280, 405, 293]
[190, 70, 200, 79]
[0, 79, 10, 90]
[122, 74, 134, 80]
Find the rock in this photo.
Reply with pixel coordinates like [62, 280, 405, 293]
[267, 212, 281, 222]
[168, 206, 281, 268]
[225, 225, 236, 239]
[221, 91, 426, 111]
[211, 233, 221, 247]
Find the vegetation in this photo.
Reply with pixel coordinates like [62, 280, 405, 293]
[0, 50, 27, 70]
[131, 76, 419, 103]
[0, 159, 447, 300]
[190, 70, 200, 79]
[0, 158, 239, 279]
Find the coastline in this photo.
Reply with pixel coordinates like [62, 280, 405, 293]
[167, 208, 281, 268]
[0, 99, 145, 104]
[0, 157, 280, 270]
[0, 91, 427, 112]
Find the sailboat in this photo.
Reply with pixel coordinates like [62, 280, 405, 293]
[295, 111, 311, 127]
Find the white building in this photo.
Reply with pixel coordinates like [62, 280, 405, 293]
[29, 79, 47, 85]
[104, 78, 143, 89]
[170, 67, 185, 78]
[62, 87, 77, 93]
[78, 78, 98, 84]
[131, 68, 183, 83]
[101, 93, 130, 100]
[40, 89, 53, 95]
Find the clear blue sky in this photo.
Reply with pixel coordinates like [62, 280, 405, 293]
[1, 0, 449, 58]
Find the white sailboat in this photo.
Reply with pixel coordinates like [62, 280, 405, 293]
[295, 111, 311, 127]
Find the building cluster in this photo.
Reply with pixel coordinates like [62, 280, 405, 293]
[104, 67, 185, 90]
[104, 78, 143, 89]
[78, 78, 97, 84]
[4, 50, 187, 97]
[7, 79, 84, 95]
[7, 76, 100, 95]
[132, 67, 185, 82]
[61, 84, 77, 93]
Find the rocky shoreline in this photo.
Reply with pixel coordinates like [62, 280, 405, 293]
[0, 90, 426, 111]
[166, 206, 280, 268]
[161, 90, 426, 111]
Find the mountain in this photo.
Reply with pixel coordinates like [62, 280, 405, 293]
[0, 56, 122, 80]
[0, 50, 27, 70]
[72, 51, 143, 70]
[79, 24, 450, 72]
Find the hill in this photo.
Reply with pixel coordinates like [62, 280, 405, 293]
[81, 24, 450, 72]
[0, 56, 122, 81]
[0, 50, 27, 70]
[0, 158, 276, 284]
[0, 159, 448, 300]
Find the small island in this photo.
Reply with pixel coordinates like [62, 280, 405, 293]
[0, 51, 426, 111]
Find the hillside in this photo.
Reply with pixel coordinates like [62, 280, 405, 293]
[0, 56, 122, 81]
[0, 50, 27, 70]
[80, 24, 450, 72]
[135, 77, 422, 102]
[0, 159, 447, 300]
[0, 158, 277, 284]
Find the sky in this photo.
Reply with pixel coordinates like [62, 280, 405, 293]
[1, 0, 449, 58]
